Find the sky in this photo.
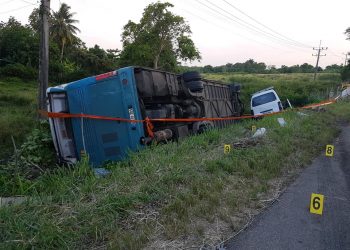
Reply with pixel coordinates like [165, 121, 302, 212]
[1, 0, 349, 68]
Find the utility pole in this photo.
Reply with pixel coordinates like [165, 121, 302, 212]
[38, 0, 50, 116]
[343, 53, 349, 66]
[312, 40, 327, 80]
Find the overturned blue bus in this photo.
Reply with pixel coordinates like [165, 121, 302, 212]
[47, 66, 243, 166]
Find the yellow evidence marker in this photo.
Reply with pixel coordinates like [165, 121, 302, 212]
[325, 145, 334, 157]
[310, 193, 324, 215]
[252, 125, 257, 133]
[224, 144, 231, 154]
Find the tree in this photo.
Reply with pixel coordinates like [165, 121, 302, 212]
[325, 64, 342, 72]
[266, 65, 277, 73]
[279, 65, 291, 73]
[0, 17, 38, 68]
[345, 27, 350, 40]
[203, 65, 214, 73]
[78, 45, 119, 74]
[300, 63, 314, 73]
[51, 3, 80, 62]
[28, 8, 40, 32]
[119, 2, 200, 71]
[341, 27, 350, 80]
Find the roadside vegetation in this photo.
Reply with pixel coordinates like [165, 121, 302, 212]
[204, 72, 341, 109]
[1, 91, 350, 248]
[0, 50, 347, 250]
[0, 78, 36, 160]
[0, 73, 341, 162]
[1, 1, 350, 249]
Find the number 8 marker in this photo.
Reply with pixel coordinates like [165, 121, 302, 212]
[325, 145, 334, 157]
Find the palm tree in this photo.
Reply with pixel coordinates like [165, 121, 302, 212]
[346, 27, 350, 40]
[51, 3, 80, 62]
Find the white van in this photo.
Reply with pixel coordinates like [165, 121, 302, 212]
[251, 87, 283, 115]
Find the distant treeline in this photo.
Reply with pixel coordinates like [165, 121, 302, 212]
[0, 13, 347, 84]
[0, 15, 119, 83]
[179, 59, 343, 74]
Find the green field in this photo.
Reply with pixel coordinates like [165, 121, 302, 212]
[0, 73, 349, 248]
[0, 78, 37, 160]
[203, 73, 341, 111]
[0, 73, 341, 161]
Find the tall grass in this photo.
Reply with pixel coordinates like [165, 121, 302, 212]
[204, 73, 341, 111]
[0, 78, 37, 160]
[1, 101, 350, 249]
[0, 73, 347, 248]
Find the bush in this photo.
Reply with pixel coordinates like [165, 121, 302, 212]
[48, 61, 64, 83]
[227, 73, 340, 109]
[0, 121, 57, 196]
[341, 65, 350, 81]
[19, 121, 56, 170]
[3, 121, 56, 180]
[0, 63, 37, 81]
[49, 61, 89, 83]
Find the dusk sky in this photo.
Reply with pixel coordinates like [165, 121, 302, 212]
[1, 0, 349, 67]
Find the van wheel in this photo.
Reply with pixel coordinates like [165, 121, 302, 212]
[182, 71, 201, 82]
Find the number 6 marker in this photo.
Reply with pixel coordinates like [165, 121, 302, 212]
[310, 193, 324, 215]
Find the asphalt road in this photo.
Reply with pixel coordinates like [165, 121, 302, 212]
[226, 125, 350, 250]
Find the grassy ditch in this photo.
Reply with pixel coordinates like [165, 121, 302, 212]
[0, 73, 340, 161]
[0, 78, 37, 160]
[203, 73, 341, 110]
[1, 101, 349, 249]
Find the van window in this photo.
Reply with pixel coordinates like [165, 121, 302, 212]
[252, 92, 277, 107]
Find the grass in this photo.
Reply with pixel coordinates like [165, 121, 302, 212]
[0, 73, 340, 161]
[1, 101, 350, 249]
[0, 77, 37, 160]
[203, 72, 341, 111]
[0, 73, 348, 248]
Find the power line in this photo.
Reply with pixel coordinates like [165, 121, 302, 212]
[0, 3, 35, 14]
[0, 0, 16, 5]
[19, 0, 38, 5]
[197, 0, 310, 51]
[180, 0, 311, 55]
[327, 49, 343, 58]
[328, 53, 342, 58]
[205, 0, 308, 47]
[179, 7, 282, 51]
[198, 0, 275, 43]
[322, 49, 347, 65]
[175, 2, 317, 69]
[221, 0, 312, 48]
